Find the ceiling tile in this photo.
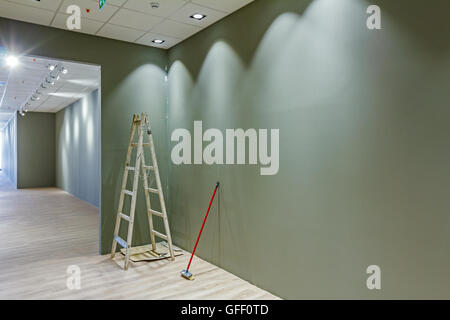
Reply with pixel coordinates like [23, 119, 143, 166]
[60, 0, 118, 22]
[170, 3, 228, 28]
[0, 0, 55, 25]
[7, 0, 62, 11]
[52, 13, 104, 35]
[103, 0, 127, 6]
[136, 32, 183, 50]
[109, 8, 163, 31]
[151, 19, 201, 39]
[124, 0, 187, 18]
[191, 0, 254, 13]
[97, 23, 145, 42]
[0, 0, 255, 50]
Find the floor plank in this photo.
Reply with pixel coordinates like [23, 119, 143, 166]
[0, 172, 279, 300]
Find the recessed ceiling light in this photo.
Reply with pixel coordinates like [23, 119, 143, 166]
[190, 13, 206, 20]
[5, 55, 19, 68]
[152, 39, 165, 44]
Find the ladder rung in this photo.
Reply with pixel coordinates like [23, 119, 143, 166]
[149, 209, 163, 217]
[152, 230, 168, 240]
[114, 235, 128, 248]
[131, 143, 151, 147]
[143, 165, 155, 171]
[123, 190, 135, 196]
[146, 188, 160, 194]
[126, 166, 135, 171]
[119, 213, 130, 222]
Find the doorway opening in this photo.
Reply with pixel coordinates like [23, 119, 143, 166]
[0, 54, 101, 255]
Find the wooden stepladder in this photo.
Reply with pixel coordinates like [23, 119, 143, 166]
[111, 113, 175, 270]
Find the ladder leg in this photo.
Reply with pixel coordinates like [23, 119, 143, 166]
[124, 247, 130, 271]
[148, 132, 175, 260]
[140, 152, 157, 252]
[124, 124, 144, 270]
[111, 121, 137, 258]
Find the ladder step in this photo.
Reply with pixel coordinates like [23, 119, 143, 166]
[131, 143, 151, 147]
[119, 213, 130, 222]
[114, 235, 128, 248]
[123, 190, 135, 196]
[126, 166, 135, 171]
[152, 230, 168, 240]
[146, 188, 160, 194]
[143, 165, 155, 171]
[149, 209, 163, 217]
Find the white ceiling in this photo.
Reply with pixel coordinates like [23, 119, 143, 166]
[0, 55, 100, 126]
[0, 0, 254, 49]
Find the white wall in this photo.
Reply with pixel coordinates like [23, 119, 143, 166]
[0, 130, 3, 169]
[1, 113, 17, 186]
[55, 89, 101, 207]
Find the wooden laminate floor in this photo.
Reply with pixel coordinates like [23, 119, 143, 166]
[0, 172, 278, 300]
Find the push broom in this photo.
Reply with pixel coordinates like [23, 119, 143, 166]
[181, 182, 220, 280]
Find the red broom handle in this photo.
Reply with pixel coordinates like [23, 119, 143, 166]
[186, 182, 220, 271]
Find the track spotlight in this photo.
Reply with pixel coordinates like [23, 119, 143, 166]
[58, 65, 68, 74]
[5, 55, 19, 68]
[45, 77, 55, 86]
[48, 64, 55, 71]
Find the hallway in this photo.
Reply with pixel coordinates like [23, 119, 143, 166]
[0, 173, 277, 299]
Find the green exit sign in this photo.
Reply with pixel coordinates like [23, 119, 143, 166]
[99, 0, 106, 9]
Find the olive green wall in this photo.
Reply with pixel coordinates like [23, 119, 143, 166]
[3, 0, 450, 300]
[0, 17, 169, 254]
[1, 113, 17, 187]
[56, 90, 101, 208]
[17, 112, 55, 188]
[168, 0, 450, 299]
